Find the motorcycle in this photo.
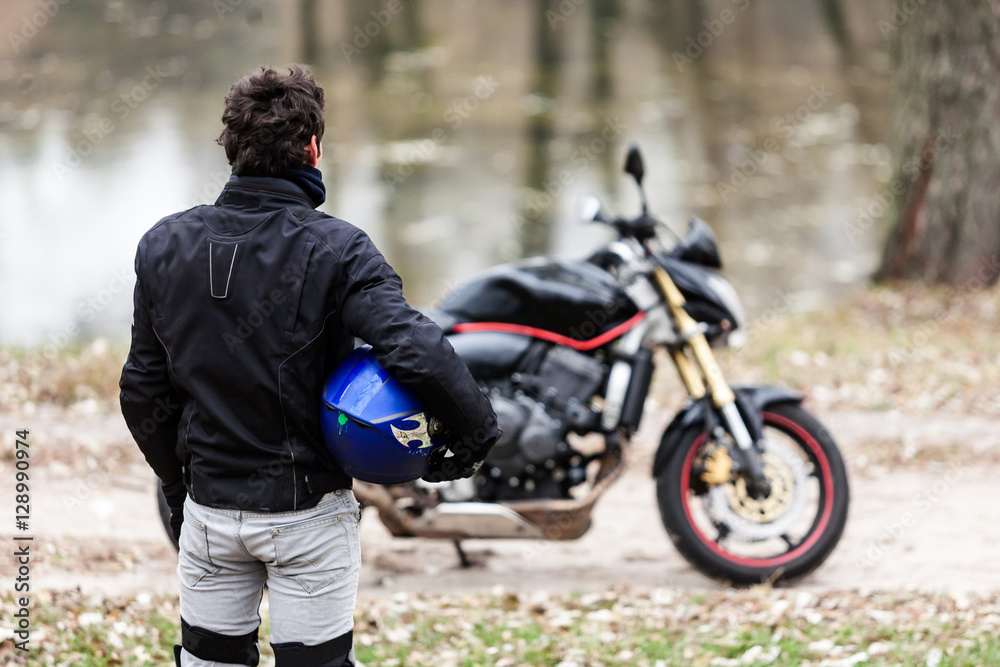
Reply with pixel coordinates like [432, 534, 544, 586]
[158, 144, 849, 584]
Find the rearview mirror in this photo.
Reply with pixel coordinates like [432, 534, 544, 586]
[578, 195, 606, 223]
[624, 144, 645, 184]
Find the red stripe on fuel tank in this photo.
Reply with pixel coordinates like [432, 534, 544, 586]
[451, 312, 646, 351]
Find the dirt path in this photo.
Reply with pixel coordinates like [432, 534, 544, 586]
[1, 407, 997, 598]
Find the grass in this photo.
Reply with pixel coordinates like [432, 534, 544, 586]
[4, 586, 999, 666]
[687, 283, 1000, 417]
[0, 339, 128, 410]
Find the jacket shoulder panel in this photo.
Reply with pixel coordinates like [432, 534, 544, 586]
[294, 211, 383, 269]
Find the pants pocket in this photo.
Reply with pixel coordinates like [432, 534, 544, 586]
[270, 512, 355, 594]
[178, 519, 220, 588]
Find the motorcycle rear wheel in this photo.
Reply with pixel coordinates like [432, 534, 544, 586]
[656, 403, 849, 584]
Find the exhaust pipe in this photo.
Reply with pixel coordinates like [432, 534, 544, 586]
[406, 502, 545, 539]
[354, 447, 626, 541]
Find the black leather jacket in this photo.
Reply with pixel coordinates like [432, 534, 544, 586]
[120, 175, 499, 511]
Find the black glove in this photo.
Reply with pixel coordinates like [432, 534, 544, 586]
[421, 418, 501, 483]
[161, 478, 187, 543]
[421, 447, 485, 483]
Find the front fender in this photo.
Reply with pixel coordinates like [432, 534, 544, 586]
[651, 385, 802, 478]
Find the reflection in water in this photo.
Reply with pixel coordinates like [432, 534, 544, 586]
[589, 0, 619, 103]
[299, 0, 320, 65]
[0, 0, 890, 345]
[518, 0, 560, 259]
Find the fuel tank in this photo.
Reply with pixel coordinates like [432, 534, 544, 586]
[445, 332, 533, 378]
[439, 258, 640, 342]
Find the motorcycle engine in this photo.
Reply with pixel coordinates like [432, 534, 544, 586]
[476, 346, 606, 501]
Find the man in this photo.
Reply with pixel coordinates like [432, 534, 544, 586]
[119, 65, 499, 667]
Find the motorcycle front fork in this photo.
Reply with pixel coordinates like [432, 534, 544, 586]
[655, 268, 770, 497]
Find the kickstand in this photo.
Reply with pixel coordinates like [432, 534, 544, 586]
[453, 540, 473, 568]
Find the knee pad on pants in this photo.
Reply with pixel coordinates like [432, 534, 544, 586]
[272, 630, 354, 667]
[181, 616, 260, 666]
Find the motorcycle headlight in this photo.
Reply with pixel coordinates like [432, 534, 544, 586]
[705, 274, 748, 347]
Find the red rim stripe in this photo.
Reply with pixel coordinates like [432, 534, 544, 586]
[679, 411, 835, 568]
[451, 312, 646, 351]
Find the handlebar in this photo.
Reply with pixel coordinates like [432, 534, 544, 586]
[608, 213, 661, 243]
[581, 192, 683, 247]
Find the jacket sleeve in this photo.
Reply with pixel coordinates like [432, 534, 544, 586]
[337, 231, 500, 461]
[119, 245, 185, 485]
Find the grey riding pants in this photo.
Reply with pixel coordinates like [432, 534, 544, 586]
[177, 489, 361, 666]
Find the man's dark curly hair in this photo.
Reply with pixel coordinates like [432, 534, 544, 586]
[217, 65, 325, 176]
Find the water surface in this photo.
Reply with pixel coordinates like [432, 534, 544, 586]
[0, 0, 892, 345]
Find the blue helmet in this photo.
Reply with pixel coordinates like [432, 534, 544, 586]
[321, 345, 446, 484]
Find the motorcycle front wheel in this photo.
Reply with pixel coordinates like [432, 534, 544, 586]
[656, 403, 849, 584]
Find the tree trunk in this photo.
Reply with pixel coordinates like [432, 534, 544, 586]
[876, 0, 1000, 288]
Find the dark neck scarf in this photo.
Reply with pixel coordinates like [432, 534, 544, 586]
[280, 164, 326, 207]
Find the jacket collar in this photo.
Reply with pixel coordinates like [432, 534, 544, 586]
[215, 174, 315, 210]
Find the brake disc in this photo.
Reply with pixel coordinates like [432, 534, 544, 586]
[704, 437, 810, 542]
